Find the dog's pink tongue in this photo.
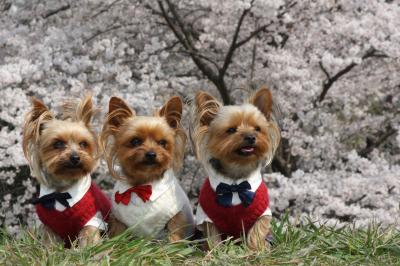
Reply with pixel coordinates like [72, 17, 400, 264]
[241, 147, 254, 153]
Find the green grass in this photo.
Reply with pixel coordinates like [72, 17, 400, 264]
[1, 216, 399, 265]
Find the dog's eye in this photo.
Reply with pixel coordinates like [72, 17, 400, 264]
[79, 141, 88, 148]
[226, 127, 237, 134]
[255, 126, 261, 132]
[159, 139, 167, 147]
[131, 138, 142, 147]
[53, 140, 65, 149]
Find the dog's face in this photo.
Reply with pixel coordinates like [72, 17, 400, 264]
[191, 87, 280, 179]
[23, 96, 98, 189]
[114, 117, 175, 184]
[101, 96, 185, 186]
[207, 104, 271, 165]
[38, 120, 97, 181]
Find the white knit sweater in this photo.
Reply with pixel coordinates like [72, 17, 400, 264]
[112, 169, 194, 238]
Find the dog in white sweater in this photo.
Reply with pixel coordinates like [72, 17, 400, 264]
[100, 96, 194, 241]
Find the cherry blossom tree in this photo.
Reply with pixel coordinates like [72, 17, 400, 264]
[0, 0, 399, 232]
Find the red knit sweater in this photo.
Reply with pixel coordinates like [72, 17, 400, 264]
[36, 182, 111, 247]
[199, 178, 269, 238]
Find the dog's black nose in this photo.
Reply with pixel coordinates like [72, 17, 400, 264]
[244, 134, 256, 145]
[145, 151, 157, 160]
[70, 153, 80, 165]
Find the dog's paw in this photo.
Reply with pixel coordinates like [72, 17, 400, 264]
[78, 225, 101, 247]
[246, 216, 272, 251]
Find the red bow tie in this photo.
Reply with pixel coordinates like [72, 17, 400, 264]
[115, 185, 152, 205]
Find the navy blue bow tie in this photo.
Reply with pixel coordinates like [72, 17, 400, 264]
[32, 192, 72, 209]
[215, 181, 255, 208]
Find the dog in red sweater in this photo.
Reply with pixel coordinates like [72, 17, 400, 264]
[22, 95, 111, 247]
[190, 87, 280, 250]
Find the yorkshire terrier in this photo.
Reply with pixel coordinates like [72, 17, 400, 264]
[190, 87, 280, 250]
[100, 96, 194, 241]
[22, 95, 111, 247]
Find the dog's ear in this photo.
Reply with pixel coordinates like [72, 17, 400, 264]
[23, 97, 53, 161]
[100, 97, 135, 179]
[249, 86, 273, 120]
[107, 97, 135, 128]
[194, 91, 221, 127]
[159, 96, 183, 129]
[27, 97, 54, 133]
[30, 97, 51, 122]
[189, 91, 221, 160]
[76, 94, 95, 126]
[159, 96, 187, 172]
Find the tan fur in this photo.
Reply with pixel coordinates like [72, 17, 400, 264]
[190, 86, 280, 249]
[99, 97, 137, 180]
[101, 96, 188, 240]
[190, 87, 280, 179]
[23, 98, 54, 185]
[112, 118, 176, 185]
[248, 86, 273, 120]
[167, 211, 193, 242]
[189, 92, 221, 159]
[157, 96, 187, 173]
[207, 107, 270, 163]
[62, 94, 96, 127]
[246, 216, 272, 250]
[248, 87, 280, 166]
[78, 225, 101, 247]
[22, 95, 103, 247]
[100, 96, 186, 184]
[23, 95, 98, 188]
[199, 222, 221, 249]
[40, 224, 63, 246]
[38, 121, 97, 184]
[108, 213, 128, 238]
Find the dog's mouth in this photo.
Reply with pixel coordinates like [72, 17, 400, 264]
[236, 145, 256, 156]
[142, 160, 158, 166]
[55, 163, 89, 178]
[63, 163, 83, 170]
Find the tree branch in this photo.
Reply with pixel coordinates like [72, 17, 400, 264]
[235, 22, 273, 49]
[91, 0, 122, 19]
[319, 61, 330, 80]
[83, 22, 133, 43]
[153, 0, 296, 104]
[345, 194, 366, 205]
[235, 1, 296, 49]
[178, 50, 220, 70]
[0, 0, 11, 12]
[220, 1, 296, 84]
[317, 47, 388, 103]
[157, 1, 190, 50]
[277, 1, 298, 18]
[219, 0, 255, 78]
[42, 4, 70, 19]
[165, 0, 196, 48]
[156, 0, 229, 102]
[359, 125, 397, 157]
[249, 32, 257, 81]
[182, 7, 211, 19]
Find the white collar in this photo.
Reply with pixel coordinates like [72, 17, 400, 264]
[207, 166, 262, 193]
[114, 168, 176, 202]
[39, 175, 92, 211]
